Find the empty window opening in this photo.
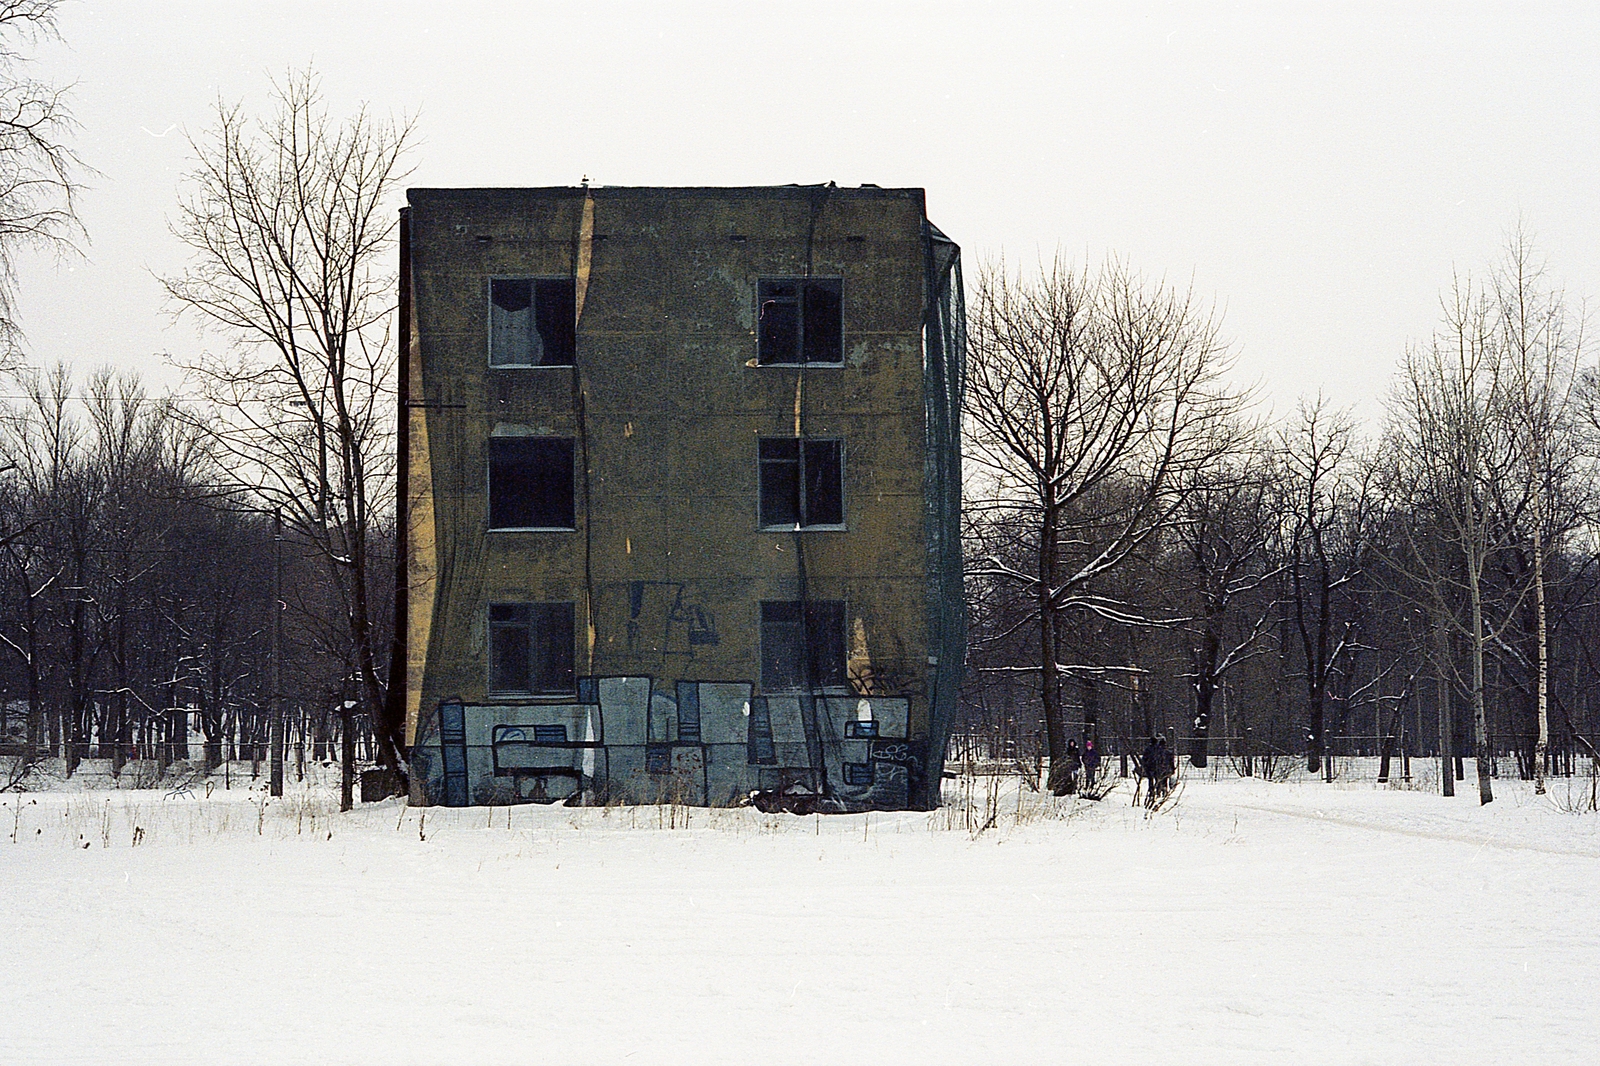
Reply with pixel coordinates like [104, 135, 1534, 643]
[489, 437, 575, 530]
[759, 437, 843, 528]
[761, 600, 846, 692]
[490, 277, 576, 367]
[489, 602, 576, 696]
[757, 278, 842, 365]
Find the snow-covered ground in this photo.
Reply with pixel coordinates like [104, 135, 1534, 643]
[4, 763, 1597, 1065]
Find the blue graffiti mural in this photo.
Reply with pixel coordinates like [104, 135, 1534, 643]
[422, 676, 920, 809]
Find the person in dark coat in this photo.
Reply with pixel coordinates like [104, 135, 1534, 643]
[1062, 739, 1082, 795]
[1140, 735, 1172, 807]
[1139, 735, 1159, 778]
[1081, 738, 1100, 786]
[1154, 736, 1175, 800]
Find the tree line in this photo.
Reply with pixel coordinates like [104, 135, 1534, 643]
[1, 5, 1594, 811]
[0, 364, 396, 792]
[0, 5, 408, 809]
[961, 235, 1600, 804]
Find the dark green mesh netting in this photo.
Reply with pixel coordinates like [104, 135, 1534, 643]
[919, 220, 966, 807]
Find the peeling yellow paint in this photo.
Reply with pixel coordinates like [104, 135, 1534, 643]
[404, 279, 437, 747]
[848, 616, 872, 692]
[575, 191, 595, 322]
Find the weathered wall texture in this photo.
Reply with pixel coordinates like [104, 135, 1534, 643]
[402, 187, 958, 809]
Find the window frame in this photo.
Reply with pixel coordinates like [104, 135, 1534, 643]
[487, 435, 577, 532]
[754, 277, 845, 367]
[487, 275, 577, 369]
[486, 601, 578, 698]
[757, 436, 846, 531]
[759, 600, 848, 694]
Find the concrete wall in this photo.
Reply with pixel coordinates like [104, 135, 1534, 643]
[403, 187, 938, 808]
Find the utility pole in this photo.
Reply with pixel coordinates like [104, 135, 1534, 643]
[269, 508, 284, 798]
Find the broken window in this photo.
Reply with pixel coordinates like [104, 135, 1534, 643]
[489, 437, 575, 530]
[759, 437, 843, 528]
[490, 277, 576, 366]
[757, 278, 842, 365]
[761, 600, 846, 692]
[488, 602, 576, 695]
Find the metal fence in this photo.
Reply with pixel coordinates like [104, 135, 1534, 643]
[946, 725, 1600, 786]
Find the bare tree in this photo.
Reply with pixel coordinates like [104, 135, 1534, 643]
[0, 472, 49, 753]
[1495, 228, 1585, 795]
[1166, 443, 1279, 768]
[162, 69, 413, 780]
[965, 256, 1237, 794]
[1382, 278, 1528, 804]
[1279, 396, 1373, 774]
[0, 1, 84, 351]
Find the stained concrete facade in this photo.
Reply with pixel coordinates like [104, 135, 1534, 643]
[400, 186, 963, 809]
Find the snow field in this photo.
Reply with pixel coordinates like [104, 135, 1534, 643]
[3, 768, 1597, 1065]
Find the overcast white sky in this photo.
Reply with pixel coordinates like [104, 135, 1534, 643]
[12, 1, 1600, 419]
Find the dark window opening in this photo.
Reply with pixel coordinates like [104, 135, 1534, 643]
[759, 437, 843, 528]
[489, 602, 576, 695]
[757, 278, 842, 365]
[490, 277, 576, 366]
[761, 600, 846, 692]
[489, 437, 575, 530]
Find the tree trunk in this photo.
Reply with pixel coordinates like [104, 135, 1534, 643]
[1191, 632, 1217, 769]
[269, 714, 284, 798]
[1467, 550, 1494, 805]
[1435, 619, 1455, 798]
[1081, 677, 1099, 749]
[1532, 519, 1548, 795]
[1039, 503, 1071, 796]
[340, 707, 355, 812]
[170, 706, 188, 762]
[270, 510, 284, 798]
[1306, 685, 1324, 775]
[1377, 699, 1398, 784]
[25, 666, 42, 756]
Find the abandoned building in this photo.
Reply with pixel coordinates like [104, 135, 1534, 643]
[398, 185, 964, 810]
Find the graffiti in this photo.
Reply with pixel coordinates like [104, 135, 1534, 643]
[627, 581, 719, 658]
[873, 762, 909, 789]
[867, 738, 925, 801]
[867, 740, 914, 764]
[847, 661, 924, 699]
[425, 679, 916, 809]
[844, 626, 925, 699]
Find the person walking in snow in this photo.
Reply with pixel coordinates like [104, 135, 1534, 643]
[1156, 736, 1175, 800]
[1062, 739, 1082, 795]
[1140, 735, 1173, 807]
[1082, 737, 1100, 787]
[1138, 735, 1159, 802]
